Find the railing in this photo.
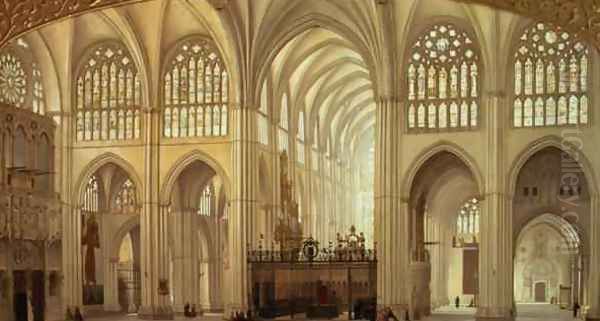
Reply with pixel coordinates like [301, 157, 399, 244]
[247, 237, 377, 264]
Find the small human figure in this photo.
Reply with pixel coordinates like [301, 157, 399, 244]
[27, 291, 34, 321]
[184, 302, 190, 317]
[573, 302, 581, 318]
[385, 307, 399, 321]
[468, 299, 475, 308]
[190, 305, 197, 318]
[455, 296, 460, 309]
[74, 307, 84, 321]
[65, 307, 74, 321]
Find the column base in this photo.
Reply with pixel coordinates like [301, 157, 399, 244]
[103, 303, 122, 312]
[586, 311, 600, 321]
[476, 307, 514, 321]
[138, 305, 174, 320]
[225, 304, 249, 319]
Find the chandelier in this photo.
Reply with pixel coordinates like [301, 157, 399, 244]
[452, 197, 480, 248]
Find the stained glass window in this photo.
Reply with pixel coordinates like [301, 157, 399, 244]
[76, 42, 141, 141]
[198, 183, 213, 216]
[0, 39, 45, 114]
[83, 175, 100, 214]
[163, 38, 228, 138]
[456, 198, 480, 239]
[513, 23, 589, 127]
[297, 110, 305, 164]
[278, 94, 289, 152]
[114, 179, 137, 214]
[406, 23, 480, 131]
[257, 80, 270, 145]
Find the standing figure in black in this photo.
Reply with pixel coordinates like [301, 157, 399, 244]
[455, 296, 460, 309]
[573, 302, 581, 318]
[73, 307, 84, 321]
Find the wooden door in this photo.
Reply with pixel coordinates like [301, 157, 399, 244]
[534, 282, 546, 302]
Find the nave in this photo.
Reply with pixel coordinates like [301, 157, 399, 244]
[1, 0, 600, 321]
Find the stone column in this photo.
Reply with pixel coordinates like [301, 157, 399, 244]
[303, 140, 313, 236]
[226, 103, 258, 315]
[138, 108, 173, 319]
[374, 96, 408, 314]
[103, 257, 120, 311]
[171, 207, 198, 313]
[476, 93, 513, 321]
[60, 111, 83, 311]
[586, 195, 600, 320]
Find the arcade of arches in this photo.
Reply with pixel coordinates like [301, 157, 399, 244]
[0, 1, 599, 321]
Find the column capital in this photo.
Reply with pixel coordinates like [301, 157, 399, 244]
[141, 106, 162, 114]
[377, 95, 402, 104]
[483, 90, 507, 99]
[230, 102, 258, 111]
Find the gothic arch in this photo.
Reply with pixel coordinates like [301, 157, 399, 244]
[507, 135, 599, 198]
[160, 150, 231, 204]
[401, 15, 487, 88]
[515, 213, 582, 255]
[181, 0, 241, 105]
[73, 152, 143, 206]
[111, 214, 141, 260]
[100, 9, 151, 107]
[402, 141, 485, 199]
[255, 12, 377, 104]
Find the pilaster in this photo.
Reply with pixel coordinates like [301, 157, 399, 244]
[138, 108, 173, 319]
[226, 103, 259, 315]
[374, 96, 408, 313]
[586, 195, 600, 320]
[60, 110, 83, 310]
[476, 93, 513, 321]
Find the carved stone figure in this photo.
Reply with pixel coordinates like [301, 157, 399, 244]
[82, 214, 100, 285]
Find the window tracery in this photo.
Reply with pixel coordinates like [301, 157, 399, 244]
[75, 42, 142, 141]
[198, 183, 213, 216]
[297, 111, 305, 164]
[114, 179, 137, 214]
[407, 23, 480, 131]
[82, 175, 100, 214]
[163, 38, 228, 138]
[278, 94, 289, 152]
[456, 198, 480, 237]
[0, 39, 46, 114]
[258, 80, 269, 145]
[513, 23, 589, 127]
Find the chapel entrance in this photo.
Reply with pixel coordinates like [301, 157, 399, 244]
[12, 270, 45, 321]
[408, 151, 481, 318]
[534, 282, 546, 303]
[512, 147, 590, 313]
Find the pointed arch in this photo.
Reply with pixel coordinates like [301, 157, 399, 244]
[73, 152, 143, 206]
[507, 135, 598, 198]
[402, 141, 485, 199]
[160, 150, 231, 205]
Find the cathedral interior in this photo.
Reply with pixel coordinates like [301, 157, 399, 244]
[0, 0, 599, 321]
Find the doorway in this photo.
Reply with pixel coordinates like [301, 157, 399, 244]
[13, 270, 45, 321]
[534, 282, 546, 303]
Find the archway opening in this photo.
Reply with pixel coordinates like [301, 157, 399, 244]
[408, 151, 480, 318]
[512, 147, 590, 317]
[79, 162, 140, 313]
[166, 159, 229, 313]
[116, 226, 141, 313]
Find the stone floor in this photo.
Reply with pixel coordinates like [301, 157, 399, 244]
[425, 304, 576, 321]
[83, 304, 579, 321]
